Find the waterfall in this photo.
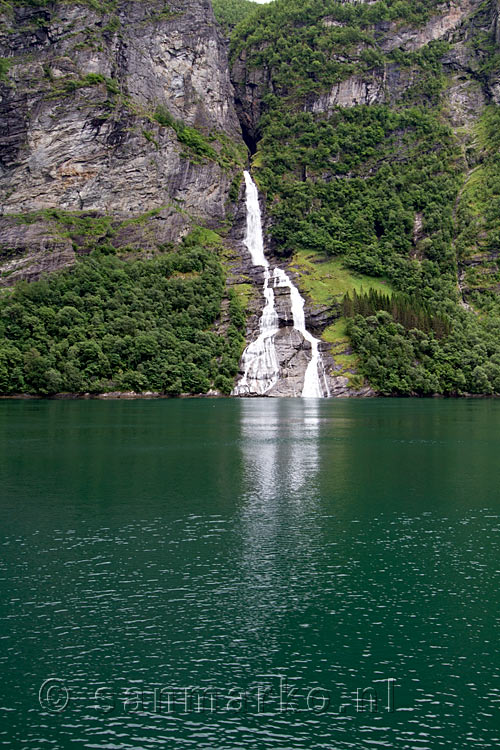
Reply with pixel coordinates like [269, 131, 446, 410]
[232, 173, 280, 396]
[233, 171, 330, 399]
[272, 268, 330, 398]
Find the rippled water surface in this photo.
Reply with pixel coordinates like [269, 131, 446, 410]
[1, 399, 499, 749]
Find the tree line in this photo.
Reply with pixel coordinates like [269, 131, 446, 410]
[343, 289, 451, 338]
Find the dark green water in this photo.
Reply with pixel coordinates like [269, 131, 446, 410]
[0, 399, 499, 749]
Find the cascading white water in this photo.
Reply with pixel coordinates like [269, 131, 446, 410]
[233, 172, 280, 396]
[272, 268, 330, 398]
[233, 171, 330, 399]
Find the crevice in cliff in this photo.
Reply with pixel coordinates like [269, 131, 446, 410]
[239, 118, 258, 157]
[232, 86, 260, 157]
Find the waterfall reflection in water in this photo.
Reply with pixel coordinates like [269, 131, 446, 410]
[236, 399, 323, 650]
[239, 399, 321, 501]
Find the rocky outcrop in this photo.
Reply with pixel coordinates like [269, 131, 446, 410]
[230, 48, 271, 153]
[310, 72, 386, 113]
[312, 1, 490, 116]
[230, 239, 372, 398]
[377, 0, 480, 53]
[444, 76, 485, 128]
[0, 204, 195, 286]
[0, 0, 245, 283]
[235, 0, 489, 124]
[266, 327, 313, 398]
[0, 218, 76, 285]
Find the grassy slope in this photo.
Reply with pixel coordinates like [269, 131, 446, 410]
[291, 251, 391, 306]
[291, 250, 392, 387]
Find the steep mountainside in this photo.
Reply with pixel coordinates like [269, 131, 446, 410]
[2, 0, 500, 397]
[0, 0, 245, 283]
[230, 0, 500, 396]
[0, 0, 249, 396]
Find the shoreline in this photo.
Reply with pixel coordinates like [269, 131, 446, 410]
[0, 391, 218, 401]
[0, 391, 498, 401]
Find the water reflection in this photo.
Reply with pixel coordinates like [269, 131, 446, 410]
[2, 400, 500, 749]
[235, 399, 324, 651]
[239, 398, 321, 501]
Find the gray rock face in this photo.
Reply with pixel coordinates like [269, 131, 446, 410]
[310, 0, 490, 116]
[445, 76, 485, 128]
[266, 327, 311, 398]
[231, 48, 271, 151]
[0, 0, 245, 283]
[233, 0, 491, 127]
[0, 217, 76, 285]
[377, 0, 480, 53]
[309, 73, 386, 114]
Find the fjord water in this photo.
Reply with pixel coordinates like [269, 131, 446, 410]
[1, 399, 499, 749]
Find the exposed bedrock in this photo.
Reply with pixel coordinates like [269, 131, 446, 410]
[0, 0, 245, 283]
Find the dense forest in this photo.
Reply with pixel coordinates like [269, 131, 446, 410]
[0, 231, 245, 396]
[230, 0, 500, 395]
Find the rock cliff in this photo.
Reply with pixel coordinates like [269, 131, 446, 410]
[0, 0, 245, 284]
[232, 0, 497, 131]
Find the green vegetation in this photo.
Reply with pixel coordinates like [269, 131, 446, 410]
[0, 56, 10, 81]
[154, 106, 217, 161]
[343, 289, 451, 339]
[468, 0, 500, 78]
[142, 130, 160, 150]
[290, 251, 390, 389]
[257, 104, 460, 283]
[153, 105, 245, 169]
[231, 282, 253, 310]
[219, 239, 256, 314]
[346, 311, 500, 396]
[10, 209, 118, 255]
[291, 251, 391, 307]
[227, 0, 500, 395]
[212, 0, 259, 34]
[228, 172, 243, 203]
[47, 72, 120, 98]
[455, 106, 500, 306]
[235, 0, 461, 298]
[0, 232, 245, 396]
[231, 0, 446, 89]
[321, 317, 361, 389]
